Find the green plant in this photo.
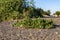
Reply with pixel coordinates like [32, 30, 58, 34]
[0, 0, 26, 22]
[13, 17, 54, 29]
[45, 19, 54, 29]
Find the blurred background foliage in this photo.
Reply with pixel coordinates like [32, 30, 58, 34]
[0, 0, 51, 22]
[0, 0, 55, 29]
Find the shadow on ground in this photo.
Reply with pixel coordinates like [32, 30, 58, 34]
[54, 24, 60, 28]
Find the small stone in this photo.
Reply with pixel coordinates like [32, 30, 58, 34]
[58, 35, 60, 37]
[55, 32, 58, 34]
[16, 34, 20, 36]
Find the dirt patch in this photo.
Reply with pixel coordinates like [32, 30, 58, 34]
[0, 18, 60, 40]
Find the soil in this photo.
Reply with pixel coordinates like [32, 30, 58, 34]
[0, 18, 60, 40]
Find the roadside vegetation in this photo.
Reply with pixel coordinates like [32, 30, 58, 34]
[53, 11, 60, 17]
[0, 0, 55, 29]
[0, 0, 51, 22]
[13, 17, 54, 29]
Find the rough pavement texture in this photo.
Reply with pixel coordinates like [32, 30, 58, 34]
[0, 18, 60, 40]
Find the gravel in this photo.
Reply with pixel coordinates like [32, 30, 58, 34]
[0, 18, 60, 40]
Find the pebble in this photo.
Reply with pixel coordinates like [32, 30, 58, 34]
[55, 32, 58, 34]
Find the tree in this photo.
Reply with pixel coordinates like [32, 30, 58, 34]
[34, 8, 43, 17]
[42, 10, 51, 16]
[47, 10, 51, 16]
[29, 0, 35, 7]
[54, 11, 60, 16]
[0, 0, 26, 21]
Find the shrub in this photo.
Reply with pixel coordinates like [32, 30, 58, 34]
[45, 20, 54, 28]
[0, 0, 24, 22]
[13, 17, 54, 29]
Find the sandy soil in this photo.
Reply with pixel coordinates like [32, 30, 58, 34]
[0, 18, 60, 40]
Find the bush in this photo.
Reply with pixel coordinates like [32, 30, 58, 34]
[13, 17, 54, 29]
[0, 0, 24, 22]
